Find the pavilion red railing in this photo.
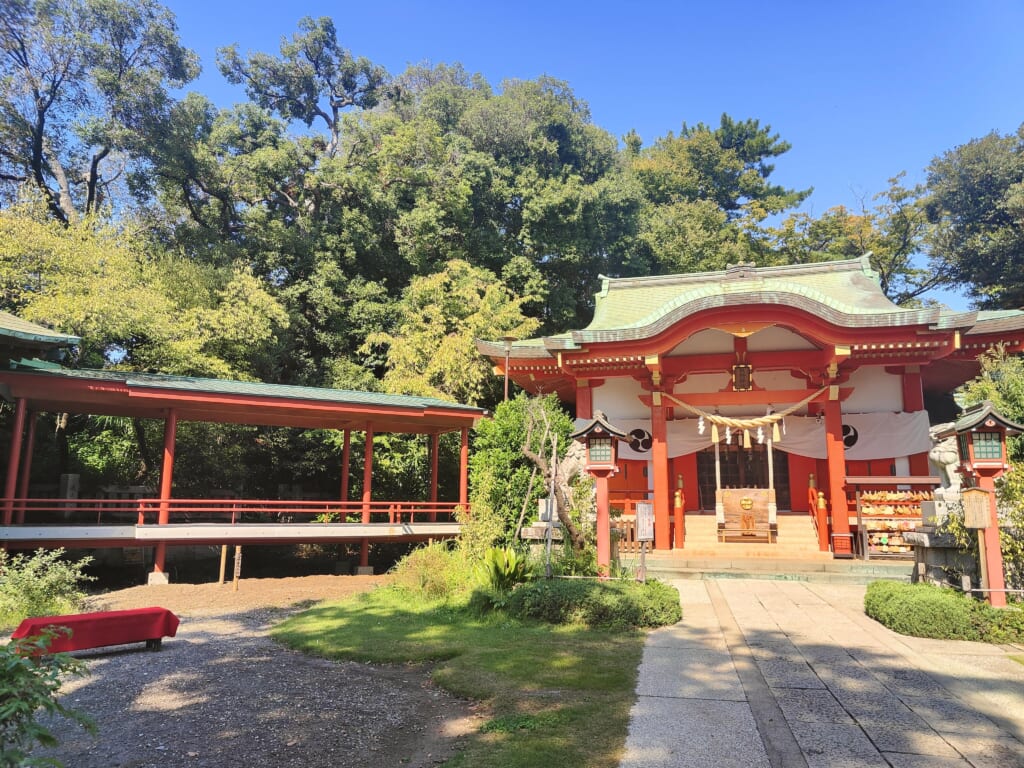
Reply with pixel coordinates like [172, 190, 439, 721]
[1, 498, 466, 526]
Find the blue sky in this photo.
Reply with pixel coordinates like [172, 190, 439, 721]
[166, 1, 1024, 309]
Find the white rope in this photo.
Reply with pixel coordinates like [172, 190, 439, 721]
[663, 386, 828, 429]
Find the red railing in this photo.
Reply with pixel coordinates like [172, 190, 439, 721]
[1, 498, 466, 526]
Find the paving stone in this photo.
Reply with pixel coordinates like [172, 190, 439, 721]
[756, 658, 826, 689]
[620, 698, 769, 768]
[773, 688, 854, 724]
[634, 646, 746, 701]
[941, 733, 1024, 768]
[870, 667, 952, 698]
[747, 642, 804, 663]
[831, 691, 918, 723]
[644, 624, 729, 650]
[903, 698, 1008, 737]
[881, 753, 974, 767]
[858, 721, 960, 757]
[788, 720, 889, 768]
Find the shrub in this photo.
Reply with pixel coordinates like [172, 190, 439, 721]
[506, 578, 681, 629]
[0, 549, 95, 631]
[479, 546, 530, 594]
[0, 629, 94, 767]
[388, 541, 473, 601]
[864, 580, 1024, 643]
[865, 581, 983, 640]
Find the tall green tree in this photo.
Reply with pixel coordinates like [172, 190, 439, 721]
[631, 114, 810, 274]
[769, 175, 948, 306]
[924, 124, 1024, 308]
[362, 259, 538, 407]
[0, 197, 288, 376]
[217, 16, 386, 158]
[0, 0, 199, 222]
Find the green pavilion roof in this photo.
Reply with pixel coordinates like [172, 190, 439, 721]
[0, 365, 486, 433]
[0, 311, 80, 353]
[6, 365, 483, 413]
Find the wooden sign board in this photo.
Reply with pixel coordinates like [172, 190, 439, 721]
[635, 502, 654, 541]
[962, 488, 991, 529]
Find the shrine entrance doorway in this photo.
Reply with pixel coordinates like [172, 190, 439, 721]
[696, 443, 791, 511]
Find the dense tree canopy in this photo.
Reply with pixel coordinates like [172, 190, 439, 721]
[0, 3, 1020, 498]
[0, 0, 199, 222]
[925, 125, 1024, 309]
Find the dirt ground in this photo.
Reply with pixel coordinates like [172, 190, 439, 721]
[37, 575, 479, 768]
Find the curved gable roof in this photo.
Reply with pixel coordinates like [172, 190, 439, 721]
[577, 257, 939, 345]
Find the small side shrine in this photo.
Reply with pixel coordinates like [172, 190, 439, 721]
[933, 402, 1024, 606]
[478, 256, 1024, 560]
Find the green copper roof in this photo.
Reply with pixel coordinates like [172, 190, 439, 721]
[0, 312, 80, 347]
[580, 257, 936, 341]
[26, 367, 484, 414]
[479, 256, 1015, 357]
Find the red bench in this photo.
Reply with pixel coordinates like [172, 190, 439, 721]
[11, 607, 180, 653]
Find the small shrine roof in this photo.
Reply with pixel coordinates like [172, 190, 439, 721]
[936, 401, 1024, 437]
[0, 311, 80, 356]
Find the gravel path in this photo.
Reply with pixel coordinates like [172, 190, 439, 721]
[36, 576, 477, 768]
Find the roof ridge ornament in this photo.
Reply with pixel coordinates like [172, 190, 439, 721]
[725, 262, 759, 279]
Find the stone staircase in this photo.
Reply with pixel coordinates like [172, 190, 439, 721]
[675, 513, 829, 559]
[617, 513, 915, 584]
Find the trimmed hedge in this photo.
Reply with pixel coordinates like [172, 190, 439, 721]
[864, 580, 1024, 643]
[505, 578, 682, 629]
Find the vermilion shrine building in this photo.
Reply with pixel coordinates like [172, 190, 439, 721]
[479, 257, 1024, 561]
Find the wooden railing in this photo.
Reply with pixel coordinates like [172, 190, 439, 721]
[1, 498, 466, 526]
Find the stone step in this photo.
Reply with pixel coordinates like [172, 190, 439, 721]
[637, 554, 914, 584]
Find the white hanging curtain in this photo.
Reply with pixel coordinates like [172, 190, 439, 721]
[581, 410, 933, 462]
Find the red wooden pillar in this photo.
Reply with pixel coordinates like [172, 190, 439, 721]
[339, 429, 351, 503]
[429, 432, 440, 520]
[576, 379, 593, 420]
[152, 409, 178, 578]
[596, 474, 611, 576]
[977, 476, 1008, 607]
[360, 426, 374, 568]
[673, 475, 685, 548]
[823, 398, 851, 554]
[15, 413, 37, 524]
[651, 400, 670, 550]
[902, 366, 931, 475]
[2, 397, 27, 525]
[459, 427, 469, 507]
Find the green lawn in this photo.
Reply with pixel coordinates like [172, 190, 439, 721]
[1012, 655, 1024, 667]
[271, 586, 646, 767]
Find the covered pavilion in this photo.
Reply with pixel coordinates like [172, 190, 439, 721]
[479, 256, 1024, 567]
[0, 313, 486, 582]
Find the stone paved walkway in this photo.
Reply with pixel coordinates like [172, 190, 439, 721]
[620, 579, 1024, 768]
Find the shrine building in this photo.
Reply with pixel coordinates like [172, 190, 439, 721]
[478, 256, 1024, 564]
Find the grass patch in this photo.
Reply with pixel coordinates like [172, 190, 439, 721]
[272, 585, 647, 767]
[1011, 655, 1024, 667]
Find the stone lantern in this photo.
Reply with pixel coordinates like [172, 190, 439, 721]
[571, 410, 627, 576]
[936, 401, 1024, 607]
